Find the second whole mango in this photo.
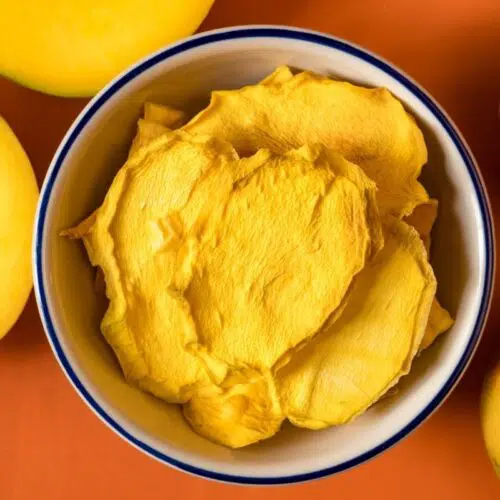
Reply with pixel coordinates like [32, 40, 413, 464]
[0, 116, 39, 339]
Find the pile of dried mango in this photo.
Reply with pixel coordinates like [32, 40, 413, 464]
[65, 66, 453, 448]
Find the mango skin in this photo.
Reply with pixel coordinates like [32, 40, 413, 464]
[0, 0, 214, 97]
[481, 362, 500, 476]
[0, 116, 39, 339]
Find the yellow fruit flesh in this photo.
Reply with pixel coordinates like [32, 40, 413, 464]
[404, 199, 454, 351]
[65, 134, 383, 447]
[481, 364, 500, 476]
[0, 0, 214, 97]
[276, 218, 436, 428]
[63, 68, 456, 447]
[144, 102, 187, 128]
[183, 369, 284, 449]
[182, 66, 429, 217]
[404, 198, 438, 253]
[139, 101, 453, 355]
[0, 116, 39, 338]
[419, 299, 454, 351]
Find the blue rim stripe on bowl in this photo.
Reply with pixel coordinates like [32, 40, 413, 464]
[34, 26, 494, 485]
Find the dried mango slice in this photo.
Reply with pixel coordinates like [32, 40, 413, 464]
[185, 145, 381, 370]
[420, 295, 454, 351]
[129, 119, 169, 157]
[183, 369, 283, 448]
[404, 198, 438, 253]
[129, 103, 186, 157]
[129, 119, 168, 158]
[65, 136, 381, 434]
[64, 132, 239, 403]
[259, 65, 293, 85]
[144, 102, 186, 128]
[276, 218, 436, 429]
[182, 66, 429, 217]
[180, 146, 381, 447]
[404, 199, 454, 351]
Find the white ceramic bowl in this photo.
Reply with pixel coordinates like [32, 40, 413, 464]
[33, 26, 494, 485]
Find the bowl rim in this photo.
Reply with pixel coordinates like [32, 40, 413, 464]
[33, 25, 495, 485]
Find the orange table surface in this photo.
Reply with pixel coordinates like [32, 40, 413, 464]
[1, 1, 500, 498]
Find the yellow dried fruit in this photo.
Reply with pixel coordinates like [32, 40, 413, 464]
[65, 67, 454, 448]
[183, 66, 429, 217]
[129, 119, 169, 157]
[184, 146, 381, 371]
[183, 369, 283, 449]
[276, 218, 436, 429]
[144, 102, 186, 128]
[419, 296, 454, 351]
[404, 198, 438, 253]
[259, 65, 293, 85]
[65, 135, 382, 446]
[129, 103, 185, 157]
[404, 199, 454, 351]
[65, 133, 239, 402]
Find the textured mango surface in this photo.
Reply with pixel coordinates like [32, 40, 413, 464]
[276, 218, 436, 429]
[65, 134, 382, 446]
[183, 66, 429, 217]
[65, 68, 454, 447]
[404, 199, 454, 351]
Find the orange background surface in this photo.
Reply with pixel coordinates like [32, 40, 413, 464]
[1, 0, 500, 498]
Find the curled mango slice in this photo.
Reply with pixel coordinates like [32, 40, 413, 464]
[64, 67, 454, 448]
[420, 300, 454, 351]
[129, 103, 185, 157]
[64, 133, 239, 402]
[276, 218, 436, 429]
[404, 199, 454, 351]
[144, 102, 186, 128]
[183, 369, 283, 448]
[182, 66, 429, 217]
[65, 135, 382, 446]
[404, 198, 438, 253]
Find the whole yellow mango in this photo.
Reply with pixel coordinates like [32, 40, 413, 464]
[481, 362, 500, 476]
[0, 116, 39, 339]
[0, 0, 214, 97]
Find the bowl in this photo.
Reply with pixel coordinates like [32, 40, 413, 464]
[33, 25, 494, 485]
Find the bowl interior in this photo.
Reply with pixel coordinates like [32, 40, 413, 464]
[38, 32, 488, 480]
